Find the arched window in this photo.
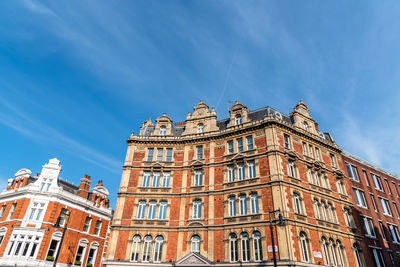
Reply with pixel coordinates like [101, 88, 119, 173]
[229, 233, 238, 262]
[46, 232, 62, 262]
[299, 232, 309, 262]
[159, 126, 166, 136]
[253, 231, 262, 261]
[321, 238, 330, 265]
[191, 235, 200, 253]
[153, 236, 163, 262]
[74, 239, 88, 266]
[336, 179, 344, 194]
[329, 239, 338, 266]
[197, 124, 204, 133]
[336, 240, 345, 267]
[303, 121, 309, 131]
[142, 235, 152, 262]
[241, 232, 250, 262]
[314, 171, 321, 186]
[235, 114, 242, 125]
[193, 200, 202, 219]
[293, 193, 302, 214]
[130, 235, 141, 262]
[353, 243, 363, 267]
[86, 242, 99, 267]
[137, 201, 146, 219]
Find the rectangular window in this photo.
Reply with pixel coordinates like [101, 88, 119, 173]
[353, 188, 367, 208]
[248, 161, 256, 178]
[156, 148, 163, 161]
[330, 154, 336, 167]
[137, 201, 146, 219]
[228, 165, 235, 182]
[147, 148, 154, 161]
[94, 220, 101, 235]
[393, 182, 399, 197]
[194, 170, 203, 186]
[284, 134, 290, 149]
[239, 195, 247, 215]
[229, 197, 236, 216]
[228, 140, 234, 154]
[250, 194, 259, 214]
[315, 147, 320, 161]
[246, 136, 254, 150]
[308, 145, 314, 158]
[362, 170, 370, 186]
[152, 172, 160, 187]
[288, 160, 296, 177]
[237, 138, 243, 152]
[371, 248, 385, 267]
[302, 143, 307, 156]
[29, 202, 45, 221]
[162, 172, 170, 188]
[346, 163, 359, 182]
[361, 216, 376, 237]
[83, 217, 91, 233]
[193, 201, 201, 219]
[384, 179, 392, 195]
[237, 163, 245, 181]
[307, 169, 313, 184]
[371, 174, 383, 191]
[293, 194, 302, 214]
[379, 197, 392, 216]
[344, 209, 352, 227]
[142, 172, 151, 187]
[74, 245, 85, 266]
[158, 202, 167, 220]
[336, 180, 344, 194]
[379, 222, 387, 241]
[196, 146, 203, 159]
[0, 205, 6, 219]
[8, 203, 16, 220]
[166, 148, 173, 161]
[394, 202, 400, 219]
[46, 239, 59, 261]
[389, 224, 400, 243]
[148, 202, 156, 219]
[370, 194, 377, 212]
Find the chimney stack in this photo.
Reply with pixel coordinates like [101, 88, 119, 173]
[77, 174, 91, 199]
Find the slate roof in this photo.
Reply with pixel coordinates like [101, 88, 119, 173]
[140, 106, 330, 143]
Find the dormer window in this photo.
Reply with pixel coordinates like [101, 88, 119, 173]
[197, 123, 204, 133]
[159, 126, 166, 136]
[235, 114, 242, 125]
[303, 122, 309, 131]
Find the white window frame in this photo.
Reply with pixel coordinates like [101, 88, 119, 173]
[194, 170, 203, 187]
[250, 194, 259, 214]
[228, 165, 235, 182]
[228, 197, 236, 217]
[239, 195, 247, 215]
[237, 163, 245, 181]
[192, 200, 202, 219]
[248, 161, 256, 178]
[158, 201, 167, 220]
[130, 235, 140, 262]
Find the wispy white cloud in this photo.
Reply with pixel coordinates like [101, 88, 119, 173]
[0, 96, 122, 175]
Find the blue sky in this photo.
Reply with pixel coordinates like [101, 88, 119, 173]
[1, 1, 400, 205]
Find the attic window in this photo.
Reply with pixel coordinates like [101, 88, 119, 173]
[303, 122, 309, 131]
[235, 115, 242, 125]
[197, 124, 204, 133]
[159, 126, 166, 136]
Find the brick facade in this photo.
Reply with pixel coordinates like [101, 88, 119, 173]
[104, 100, 363, 266]
[0, 158, 113, 267]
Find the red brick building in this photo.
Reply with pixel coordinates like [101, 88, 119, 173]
[0, 158, 113, 267]
[105, 100, 361, 266]
[342, 151, 400, 266]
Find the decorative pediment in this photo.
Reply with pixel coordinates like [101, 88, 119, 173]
[176, 252, 211, 266]
[187, 221, 204, 227]
[14, 168, 32, 179]
[312, 160, 324, 169]
[150, 162, 164, 168]
[285, 149, 299, 160]
[191, 160, 204, 167]
[230, 152, 246, 161]
[334, 168, 345, 177]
